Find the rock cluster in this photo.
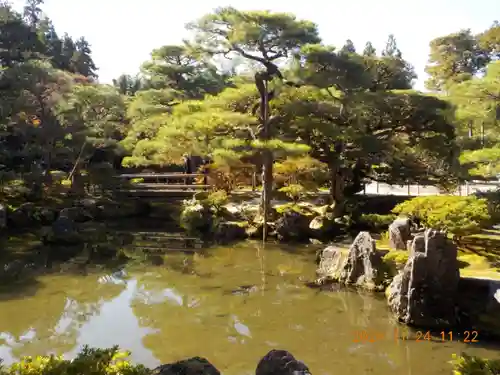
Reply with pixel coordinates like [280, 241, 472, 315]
[316, 216, 500, 336]
[316, 231, 388, 291]
[153, 350, 310, 375]
[386, 229, 460, 328]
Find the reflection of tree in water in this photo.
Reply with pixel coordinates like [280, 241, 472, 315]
[0, 273, 125, 360]
[129, 245, 393, 373]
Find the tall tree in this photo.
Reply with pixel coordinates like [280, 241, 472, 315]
[340, 39, 356, 54]
[478, 21, 500, 60]
[23, 0, 43, 28]
[73, 37, 98, 78]
[141, 44, 229, 98]
[381, 34, 402, 58]
[362, 41, 376, 56]
[188, 7, 321, 239]
[424, 29, 488, 91]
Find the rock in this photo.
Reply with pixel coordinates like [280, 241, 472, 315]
[153, 357, 220, 375]
[38, 207, 56, 224]
[386, 229, 459, 328]
[9, 202, 36, 227]
[214, 221, 247, 243]
[388, 217, 411, 250]
[0, 204, 6, 229]
[456, 277, 500, 339]
[316, 232, 388, 290]
[275, 210, 311, 242]
[59, 207, 91, 222]
[256, 350, 311, 375]
[45, 215, 81, 244]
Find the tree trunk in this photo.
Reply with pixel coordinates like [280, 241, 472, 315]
[261, 80, 273, 241]
[329, 162, 345, 217]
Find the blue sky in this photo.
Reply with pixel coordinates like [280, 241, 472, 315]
[9, 0, 499, 89]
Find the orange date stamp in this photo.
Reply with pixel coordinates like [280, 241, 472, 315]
[352, 328, 480, 343]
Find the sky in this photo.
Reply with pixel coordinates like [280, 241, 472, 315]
[9, 0, 500, 90]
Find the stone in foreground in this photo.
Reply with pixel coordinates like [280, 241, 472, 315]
[153, 357, 220, 375]
[256, 349, 311, 375]
[388, 217, 411, 250]
[387, 229, 459, 328]
[316, 232, 388, 290]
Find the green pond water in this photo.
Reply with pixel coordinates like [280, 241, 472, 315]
[0, 230, 499, 375]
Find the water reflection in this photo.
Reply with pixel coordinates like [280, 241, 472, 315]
[0, 241, 498, 375]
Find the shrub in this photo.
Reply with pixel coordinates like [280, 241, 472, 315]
[274, 156, 328, 189]
[278, 184, 307, 203]
[179, 191, 228, 236]
[0, 346, 150, 375]
[474, 189, 500, 224]
[450, 353, 500, 375]
[392, 196, 491, 238]
[357, 213, 396, 231]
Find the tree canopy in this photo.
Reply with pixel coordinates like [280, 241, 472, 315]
[0, 1, 498, 216]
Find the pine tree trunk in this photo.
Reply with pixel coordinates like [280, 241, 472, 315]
[329, 162, 345, 217]
[261, 79, 273, 240]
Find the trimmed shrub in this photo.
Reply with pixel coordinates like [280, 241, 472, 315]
[0, 346, 150, 375]
[357, 213, 396, 231]
[392, 196, 491, 238]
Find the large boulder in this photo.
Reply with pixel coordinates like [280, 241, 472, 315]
[275, 206, 312, 242]
[316, 232, 388, 290]
[388, 217, 411, 250]
[214, 221, 247, 243]
[153, 357, 220, 375]
[386, 229, 460, 328]
[44, 215, 81, 245]
[256, 350, 311, 375]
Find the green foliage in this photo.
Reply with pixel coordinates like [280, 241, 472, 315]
[278, 184, 306, 203]
[274, 156, 328, 189]
[357, 213, 396, 231]
[450, 353, 500, 375]
[383, 250, 409, 266]
[0, 346, 150, 375]
[393, 196, 491, 237]
[179, 191, 228, 236]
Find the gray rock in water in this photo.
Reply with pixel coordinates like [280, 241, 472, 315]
[388, 217, 411, 250]
[316, 232, 387, 290]
[153, 357, 220, 375]
[387, 229, 459, 328]
[256, 349, 311, 375]
[0, 203, 6, 229]
[46, 216, 81, 244]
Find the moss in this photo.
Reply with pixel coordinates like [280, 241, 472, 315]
[383, 250, 409, 266]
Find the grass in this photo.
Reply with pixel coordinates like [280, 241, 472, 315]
[375, 229, 500, 280]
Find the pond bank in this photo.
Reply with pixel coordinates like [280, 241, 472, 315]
[0, 233, 499, 375]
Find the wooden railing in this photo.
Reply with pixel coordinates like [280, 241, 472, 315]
[113, 173, 211, 197]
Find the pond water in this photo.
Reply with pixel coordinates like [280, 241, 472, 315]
[0, 231, 499, 375]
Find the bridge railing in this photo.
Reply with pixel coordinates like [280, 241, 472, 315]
[112, 173, 211, 196]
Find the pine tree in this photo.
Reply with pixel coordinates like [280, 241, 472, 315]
[382, 34, 402, 58]
[362, 41, 376, 56]
[74, 37, 98, 78]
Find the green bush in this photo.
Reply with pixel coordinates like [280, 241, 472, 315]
[450, 353, 500, 375]
[392, 196, 491, 238]
[474, 189, 500, 224]
[357, 213, 396, 231]
[0, 346, 150, 375]
[278, 184, 307, 203]
[179, 190, 228, 236]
